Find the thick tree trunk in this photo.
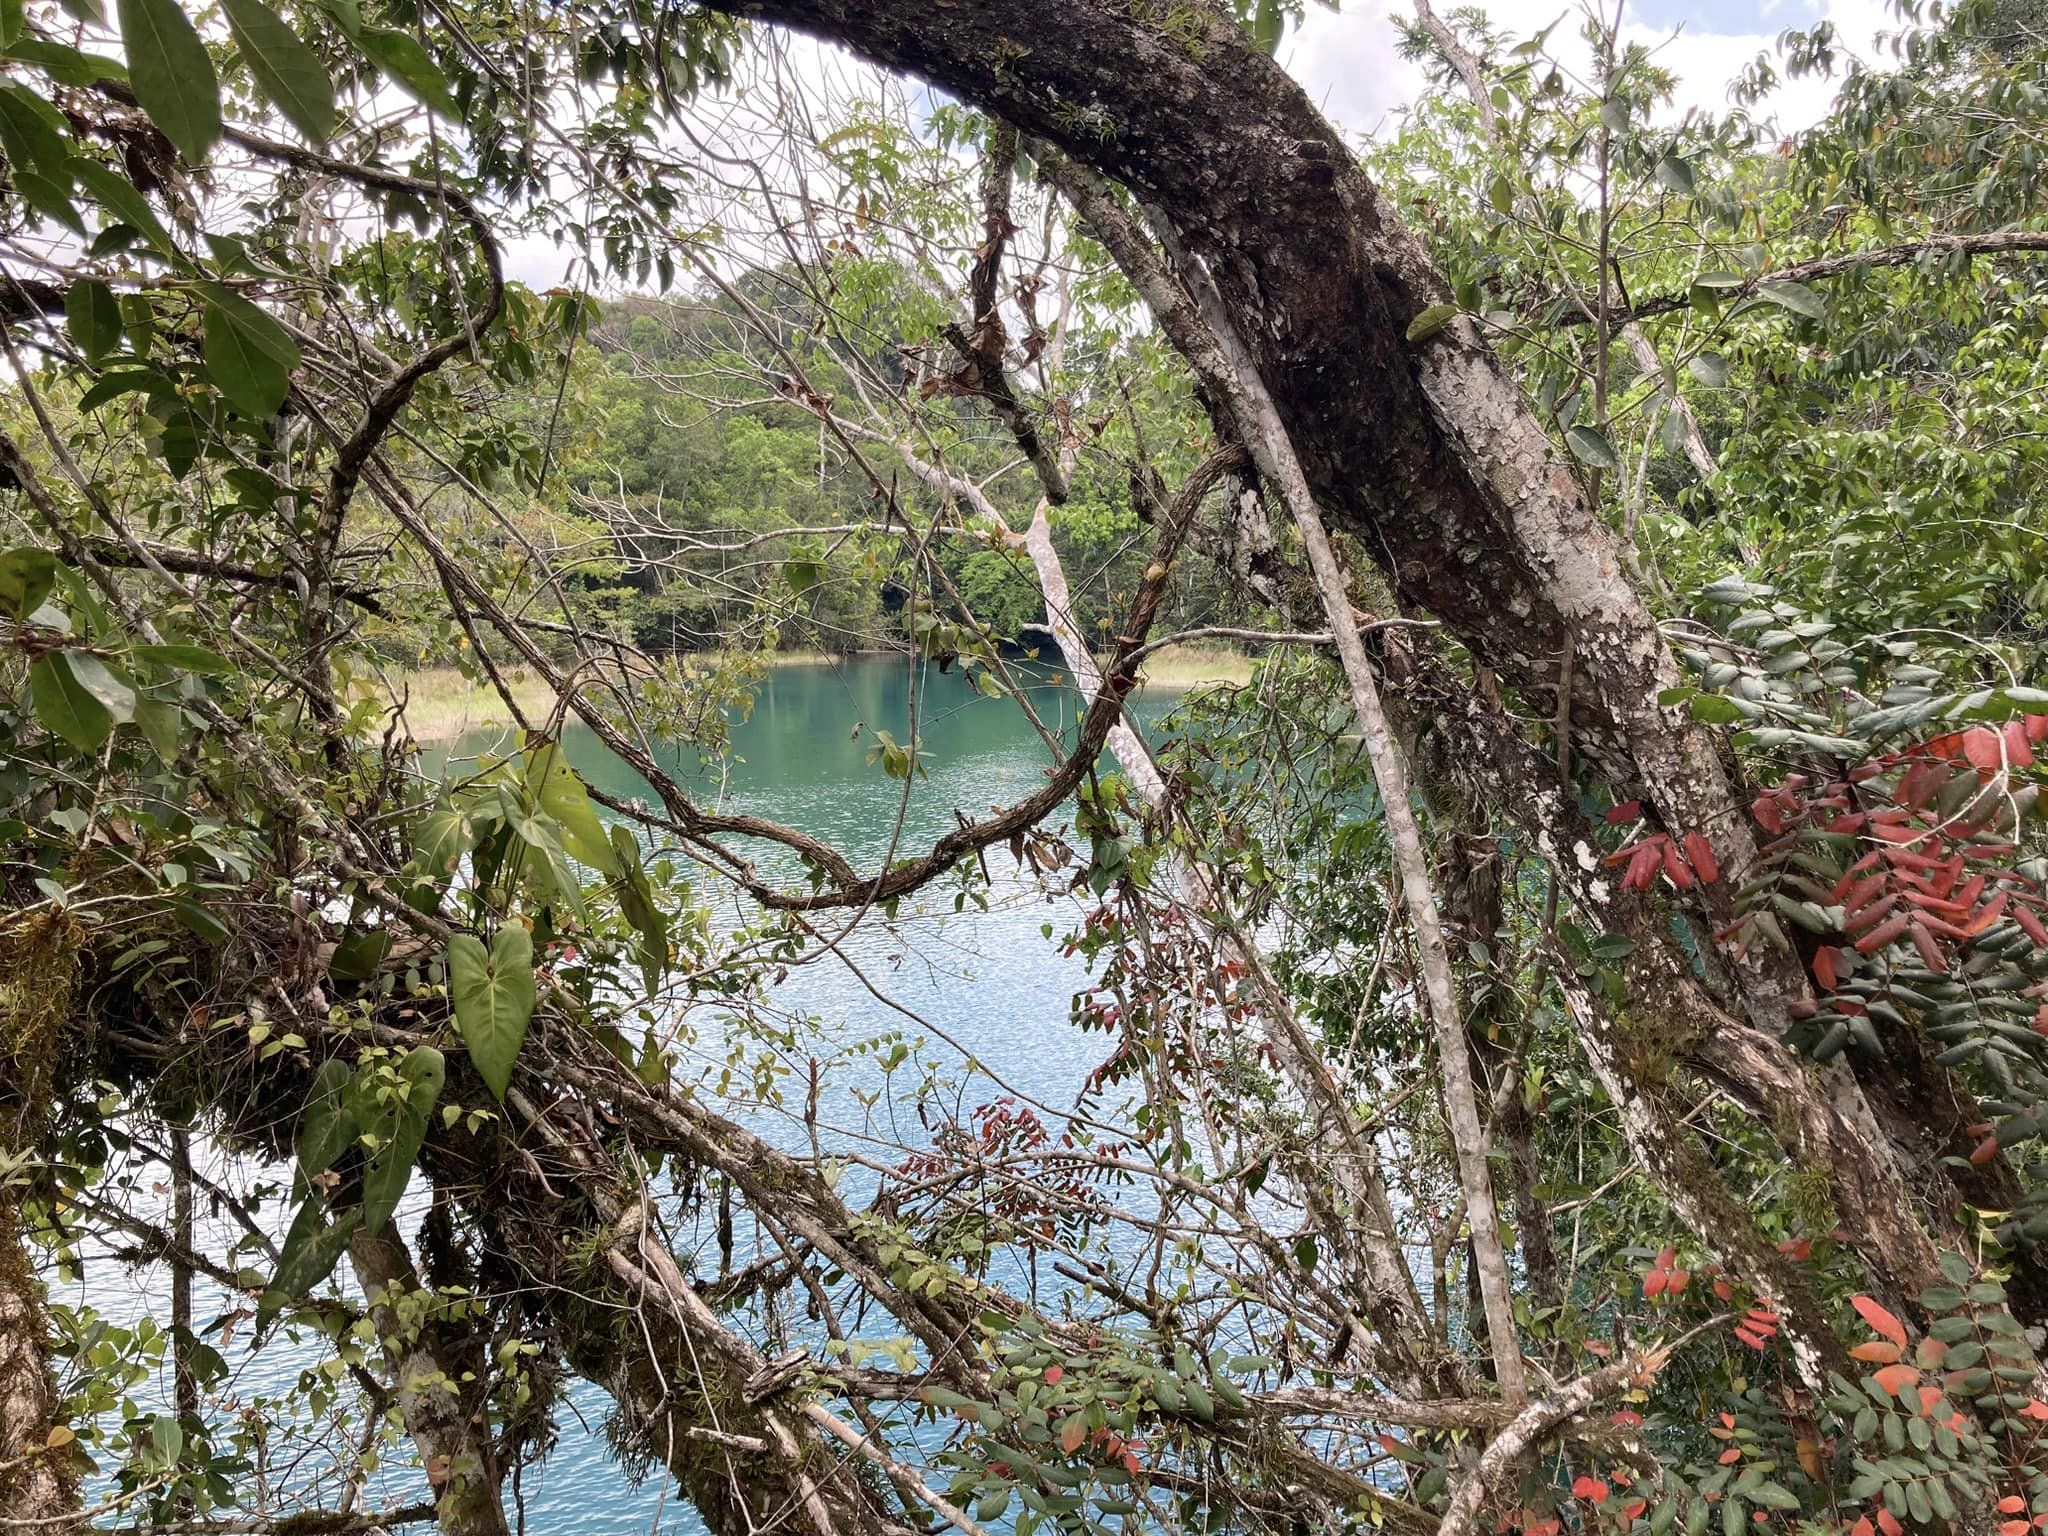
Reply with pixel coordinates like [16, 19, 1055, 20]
[0, 913, 81, 1530]
[349, 1224, 514, 1536]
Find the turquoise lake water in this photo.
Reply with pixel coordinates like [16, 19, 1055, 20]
[67, 657, 1196, 1532]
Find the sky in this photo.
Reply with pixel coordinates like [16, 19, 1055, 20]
[1282, 0, 1903, 141]
[491, 0, 1912, 290]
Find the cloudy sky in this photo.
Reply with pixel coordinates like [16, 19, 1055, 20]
[1283, 0, 1901, 138]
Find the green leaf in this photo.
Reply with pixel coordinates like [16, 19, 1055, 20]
[1564, 423, 1619, 470]
[449, 926, 535, 1102]
[1692, 271, 1745, 290]
[66, 649, 137, 721]
[356, 26, 458, 118]
[1688, 351, 1730, 387]
[1757, 280, 1826, 321]
[1251, 0, 1281, 53]
[0, 0, 24, 48]
[411, 802, 473, 880]
[0, 84, 74, 178]
[524, 742, 619, 874]
[131, 642, 232, 675]
[31, 651, 129, 750]
[117, 0, 221, 164]
[77, 367, 169, 412]
[783, 555, 825, 595]
[12, 168, 84, 235]
[66, 278, 123, 363]
[133, 694, 184, 760]
[0, 546, 57, 620]
[1654, 153, 1695, 194]
[198, 283, 298, 417]
[220, 0, 333, 142]
[266, 1196, 359, 1306]
[68, 155, 174, 252]
[361, 1045, 442, 1235]
[1405, 303, 1459, 343]
[297, 1057, 358, 1182]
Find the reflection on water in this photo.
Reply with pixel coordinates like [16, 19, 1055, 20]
[72, 658, 1195, 1534]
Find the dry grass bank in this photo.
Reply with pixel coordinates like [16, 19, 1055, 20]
[1131, 641, 1256, 691]
[391, 642, 1254, 742]
[390, 667, 559, 743]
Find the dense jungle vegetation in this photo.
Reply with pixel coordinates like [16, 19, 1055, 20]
[4, 0, 2048, 1532]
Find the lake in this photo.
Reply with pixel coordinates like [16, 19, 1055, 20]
[469, 657, 1190, 1532]
[66, 657, 1200, 1533]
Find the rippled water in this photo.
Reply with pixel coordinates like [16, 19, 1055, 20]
[68, 657, 1193, 1532]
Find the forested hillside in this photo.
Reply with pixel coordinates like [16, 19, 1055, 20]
[2, 0, 2048, 1533]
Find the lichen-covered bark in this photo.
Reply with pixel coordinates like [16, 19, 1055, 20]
[350, 1224, 513, 1536]
[0, 913, 82, 1530]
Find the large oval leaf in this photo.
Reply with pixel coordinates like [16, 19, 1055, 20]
[0, 546, 57, 620]
[117, 0, 221, 164]
[30, 650, 133, 751]
[220, 0, 333, 143]
[66, 278, 123, 363]
[449, 927, 534, 1102]
[198, 283, 299, 418]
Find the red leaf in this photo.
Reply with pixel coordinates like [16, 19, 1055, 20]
[1043, 1365, 1065, 1385]
[1997, 1498, 2026, 1516]
[1625, 841, 1662, 892]
[1667, 1268, 1691, 1294]
[1718, 1448, 1742, 1465]
[2017, 906, 2048, 948]
[1060, 1417, 1086, 1454]
[2005, 720, 2035, 769]
[1965, 727, 2005, 773]
[1643, 1268, 1667, 1298]
[1812, 946, 1841, 991]
[1753, 797, 1786, 835]
[1852, 1294, 1908, 1349]
[1606, 800, 1644, 825]
[1849, 1341, 1902, 1364]
[1877, 1509, 1904, 1536]
[1855, 911, 1910, 955]
[1685, 831, 1720, 885]
[1972, 1134, 2001, 1166]
[1872, 1363, 1919, 1397]
[2027, 714, 2048, 744]
[1909, 919, 1950, 973]
[1662, 837, 1694, 890]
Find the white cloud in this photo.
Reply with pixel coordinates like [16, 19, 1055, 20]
[1284, 0, 1903, 143]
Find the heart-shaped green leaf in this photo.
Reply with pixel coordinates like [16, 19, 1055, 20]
[296, 1056, 359, 1185]
[449, 927, 534, 1102]
[265, 1195, 359, 1309]
[524, 742, 618, 875]
[361, 1045, 442, 1235]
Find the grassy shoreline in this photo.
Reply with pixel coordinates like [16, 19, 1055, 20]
[390, 641, 1256, 743]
